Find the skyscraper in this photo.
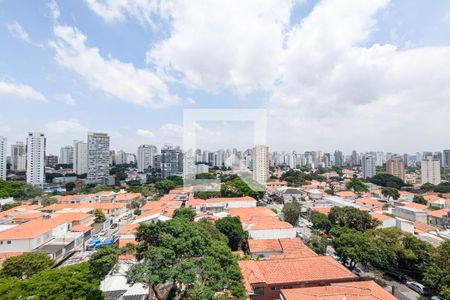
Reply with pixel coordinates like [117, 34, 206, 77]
[26, 132, 46, 187]
[362, 154, 376, 179]
[11, 141, 26, 172]
[0, 136, 6, 180]
[60, 145, 74, 164]
[73, 140, 88, 175]
[421, 156, 441, 185]
[252, 144, 269, 184]
[443, 150, 450, 168]
[386, 155, 405, 181]
[137, 145, 157, 172]
[161, 145, 183, 178]
[87, 132, 110, 181]
[334, 150, 344, 167]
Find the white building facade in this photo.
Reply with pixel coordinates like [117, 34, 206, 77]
[421, 156, 441, 185]
[362, 154, 376, 179]
[11, 141, 26, 172]
[26, 132, 46, 187]
[252, 144, 269, 184]
[137, 145, 157, 172]
[0, 136, 6, 180]
[73, 140, 88, 175]
[87, 132, 110, 181]
[60, 145, 74, 164]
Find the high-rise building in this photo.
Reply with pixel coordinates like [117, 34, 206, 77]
[26, 132, 46, 187]
[115, 150, 127, 165]
[443, 150, 450, 168]
[403, 153, 408, 167]
[11, 141, 26, 172]
[87, 132, 110, 181]
[161, 145, 183, 178]
[334, 150, 344, 167]
[421, 156, 441, 185]
[73, 140, 88, 175]
[434, 152, 443, 168]
[45, 155, 58, 167]
[386, 155, 405, 181]
[362, 154, 376, 179]
[137, 145, 157, 172]
[60, 145, 74, 165]
[252, 144, 269, 184]
[0, 136, 6, 180]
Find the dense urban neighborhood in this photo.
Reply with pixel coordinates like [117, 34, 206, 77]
[0, 134, 449, 299]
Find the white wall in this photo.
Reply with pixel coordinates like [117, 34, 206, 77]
[249, 228, 296, 240]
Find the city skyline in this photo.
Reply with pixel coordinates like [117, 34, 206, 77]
[1, 1, 450, 153]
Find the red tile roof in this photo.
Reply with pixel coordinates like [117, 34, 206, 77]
[206, 196, 256, 203]
[403, 202, 428, 211]
[239, 257, 357, 292]
[71, 224, 93, 232]
[280, 280, 397, 300]
[312, 207, 332, 215]
[249, 238, 317, 258]
[428, 208, 450, 219]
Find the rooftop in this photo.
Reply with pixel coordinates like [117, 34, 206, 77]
[280, 280, 396, 300]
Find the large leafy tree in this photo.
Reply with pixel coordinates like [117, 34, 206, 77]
[173, 207, 196, 221]
[127, 218, 246, 300]
[310, 211, 332, 233]
[345, 179, 369, 194]
[215, 216, 246, 251]
[155, 179, 176, 195]
[282, 201, 302, 226]
[423, 240, 450, 299]
[369, 173, 406, 189]
[0, 252, 54, 279]
[94, 209, 106, 223]
[381, 187, 400, 200]
[88, 245, 121, 279]
[328, 206, 380, 231]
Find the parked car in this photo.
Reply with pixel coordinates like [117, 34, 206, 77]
[384, 269, 406, 283]
[296, 231, 305, 239]
[431, 296, 446, 300]
[110, 223, 118, 229]
[406, 281, 430, 296]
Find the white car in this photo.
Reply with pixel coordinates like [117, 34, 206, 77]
[406, 281, 430, 296]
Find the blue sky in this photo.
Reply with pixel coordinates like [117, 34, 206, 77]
[1, 0, 450, 154]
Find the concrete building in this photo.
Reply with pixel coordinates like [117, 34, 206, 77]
[362, 154, 376, 179]
[45, 155, 58, 167]
[253, 144, 269, 184]
[26, 132, 46, 187]
[443, 150, 450, 168]
[137, 145, 157, 172]
[73, 140, 88, 175]
[334, 150, 344, 167]
[0, 136, 6, 180]
[386, 155, 405, 181]
[161, 145, 183, 178]
[10, 141, 26, 172]
[59, 145, 74, 164]
[87, 132, 110, 181]
[421, 156, 441, 185]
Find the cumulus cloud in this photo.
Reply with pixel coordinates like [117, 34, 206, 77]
[50, 25, 180, 108]
[0, 80, 46, 102]
[80, 0, 450, 151]
[136, 128, 155, 138]
[45, 119, 89, 134]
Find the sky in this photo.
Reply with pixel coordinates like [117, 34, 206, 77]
[1, 0, 450, 155]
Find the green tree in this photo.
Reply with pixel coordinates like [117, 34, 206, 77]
[370, 173, 407, 189]
[127, 218, 246, 300]
[345, 178, 369, 194]
[305, 232, 327, 255]
[88, 245, 121, 279]
[64, 182, 76, 192]
[413, 195, 428, 205]
[328, 206, 380, 231]
[215, 216, 246, 251]
[155, 179, 176, 195]
[381, 187, 400, 200]
[423, 240, 450, 299]
[282, 201, 302, 226]
[94, 209, 106, 223]
[421, 183, 436, 192]
[173, 207, 196, 221]
[0, 252, 54, 279]
[310, 211, 332, 233]
[332, 227, 374, 269]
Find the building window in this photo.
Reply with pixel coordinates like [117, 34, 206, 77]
[7, 240, 11, 244]
[253, 287, 264, 296]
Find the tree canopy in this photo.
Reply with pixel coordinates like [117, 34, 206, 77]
[127, 218, 246, 300]
[173, 207, 196, 221]
[215, 216, 247, 251]
[310, 211, 332, 233]
[0, 252, 54, 279]
[381, 187, 400, 200]
[94, 209, 106, 223]
[423, 240, 450, 299]
[345, 179, 369, 194]
[282, 201, 302, 226]
[369, 173, 407, 189]
[328, 206, 380, 231]
[0, 180, 43, 199]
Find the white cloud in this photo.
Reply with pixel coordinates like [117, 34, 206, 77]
[147, 0, 295, 94]
[45, 119, 89, 134]
[136, 128, 154, 138]
[0, 80, 46, 102]
[6, 22, 31, 42]
[55, 93, 76, 106]
[50, 25, 180, 108]
[83, 0, 163, 26]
